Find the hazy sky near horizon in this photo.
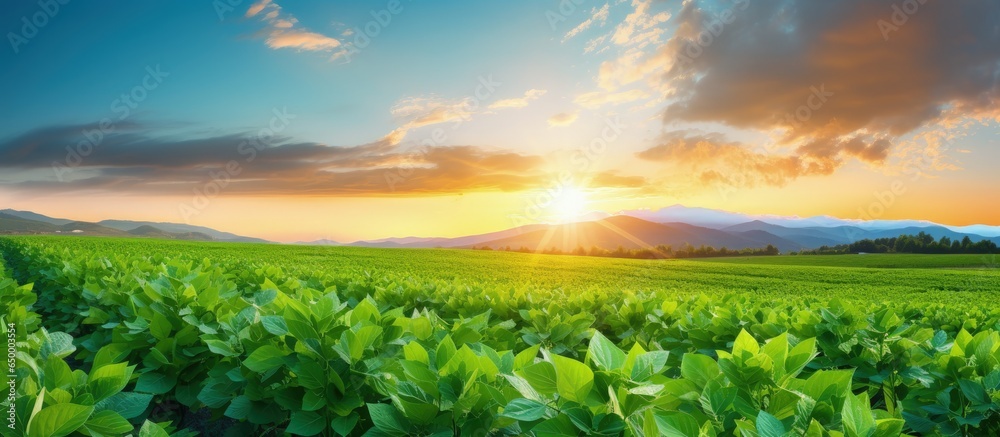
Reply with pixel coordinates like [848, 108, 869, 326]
[1, 0, 999, 242]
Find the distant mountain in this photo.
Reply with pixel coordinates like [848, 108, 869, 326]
[341, 224, 552, 249]
[98, 219, 268, 243]
[618, 205, 1000, 235]
[463, 216, 803, 253]
[0, 209, 268, 242]
[334, 209, 1000, 253]
[59, 221, 130, 236]
[721, 220, 1000, 248]
[1, 209, 74, 225]
[623, 205, 753, 228]
[127, 225, 213, 241]
[0, 212, 60, 233]
[295, 239, 342, 246]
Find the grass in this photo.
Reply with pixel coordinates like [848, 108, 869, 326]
[7, 236, 1000, 307]
[691, 253, 1000, 269]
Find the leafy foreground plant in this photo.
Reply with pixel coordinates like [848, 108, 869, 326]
[0, 236, 998, 436]
[1, 260, 190, 437]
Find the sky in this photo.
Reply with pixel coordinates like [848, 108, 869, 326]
[1, 0, 999, 242]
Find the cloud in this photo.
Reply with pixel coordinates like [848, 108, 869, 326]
[548, 112, 579, 127]
[245, 0, 272, 17]
[574, 89, 648, 109]
[384, 96, 479, 145]
[636, 131, 893, 188]
[488, 89, 547, 110]
[563, 4, 611, 42]
[245, 1, 348, 57]
[610, 0, 671, 47]
[572, 0, 1000, 187]
[657, 0, 1000, 144]
[0, 123, 552, 196]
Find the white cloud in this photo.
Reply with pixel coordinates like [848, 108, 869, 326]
[488, 89, 548, 109]
[563, 4, 611, 42]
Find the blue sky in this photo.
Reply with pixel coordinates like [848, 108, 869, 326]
[1, 0, 998, 241]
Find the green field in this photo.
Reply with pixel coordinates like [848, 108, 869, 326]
[2, 236, 999, 436]
[693, 253, 1000, 270]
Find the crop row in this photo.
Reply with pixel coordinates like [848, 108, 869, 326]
[1, 237, 999, 436]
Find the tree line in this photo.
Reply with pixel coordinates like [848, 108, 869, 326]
[472, 243, 781, 259]
[795, 232, 998, 255]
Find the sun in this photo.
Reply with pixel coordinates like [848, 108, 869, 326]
[548, 185, 590, 223]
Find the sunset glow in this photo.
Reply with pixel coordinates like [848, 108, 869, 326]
[1, 1, 998, 242]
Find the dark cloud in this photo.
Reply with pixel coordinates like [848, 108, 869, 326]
[623, 0, 1000, 189]
[0, 123, 551, 196]
[661, 0, 1000, 138]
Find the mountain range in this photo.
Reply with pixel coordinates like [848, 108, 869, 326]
[301, 205, 1000, 253]
[3, 206, 998, 253]
[0, 209, 267, 243]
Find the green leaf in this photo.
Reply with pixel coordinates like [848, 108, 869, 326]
[588, 331, 626, 371]
[244, 344, 288, 373]
[39, 331, 76, 360]
[631, 351, 669, 382]
[699, 380, 736, 417]
[435, 335, 457, 370]
[331, 413, 359, 436]
[367, 403, 410, 436]
[801, 369, 853, 403]
[89, 363, 133, 402]
[532, 414, 576, 437]
[732, 329, 759, 360]
[501, 398, 549, 421]
[205, 339, 238, 357]
[261, 315, 289, 336]
[681, 353, 720, 388]
[150, 312, 172, 340]
[756, 411, 785, 437]
[135, 372, 176, 395]
[83, 410, 133, 435]
[295, 358, 328, 390]
[654, 411, 701, 437]
[958, 379, 988, 404]
[225, 395, 253, 420]
[514, 344, 541, 370]
[551, 354, 594, 404]
[842, 392, 875, 437]
[138, 420, 170, 437]
[503, 374, 543, 402]
[27, 403, 93, 437]
[873, 418, 904, 437]
[403, 341, 429, 364]
[786, 337, 817, 378]
[94, 392, 154, 419]
[519, 361, 558, 396]
[286, 410, 326, 436]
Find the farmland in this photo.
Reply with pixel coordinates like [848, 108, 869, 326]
[693, 254, 999, 270]
[2, 236, 999, 436]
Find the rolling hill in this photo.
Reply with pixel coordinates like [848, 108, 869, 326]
[466, 216, 802, 253]
[0, 209, 265, 242]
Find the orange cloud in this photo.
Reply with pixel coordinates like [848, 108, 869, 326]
[488, 89, 547, 109]
[547, 112, 579, 127]
[245, 0, 347, 56]
[574, 89, 649, 109]
[636, 132, 893, 189]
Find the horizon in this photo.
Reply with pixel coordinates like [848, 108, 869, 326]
[2, 1, 999, 242]
[6, 204, 1000, 244]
